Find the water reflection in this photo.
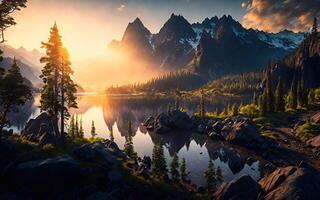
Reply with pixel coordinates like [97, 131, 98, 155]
[9, 94, 259, 186]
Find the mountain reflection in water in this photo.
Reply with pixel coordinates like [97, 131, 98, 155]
[9, 94, 259, 186]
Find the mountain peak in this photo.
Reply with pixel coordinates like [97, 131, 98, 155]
[158, 13, 195, 40]
[132, 17, 143, 26]
[122, 17, 151, 42]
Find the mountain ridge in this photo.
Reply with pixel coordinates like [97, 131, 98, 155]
[111, 14, 306, 76]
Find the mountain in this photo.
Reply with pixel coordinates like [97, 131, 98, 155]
[268, 32, 320, 88]
[0, 44, 42, 77]
[0, 57, 40, 87]
[189, 15, 296, 79]
[112, 14, 306, 77]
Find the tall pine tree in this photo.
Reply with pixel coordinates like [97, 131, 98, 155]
[275, 78, 285, 112]
[40, 23, 77, 140]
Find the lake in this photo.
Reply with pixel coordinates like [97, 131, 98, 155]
[8, 94, 260, 186]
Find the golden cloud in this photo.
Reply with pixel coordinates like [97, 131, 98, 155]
[242, 0, 320, 32]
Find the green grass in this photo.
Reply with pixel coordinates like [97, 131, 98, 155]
[297, 122, 320, 142]
[261, 130, 281, 141]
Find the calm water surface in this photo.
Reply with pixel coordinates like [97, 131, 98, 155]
[9, 94, 260, 186]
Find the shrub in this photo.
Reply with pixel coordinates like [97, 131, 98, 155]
[239, 104, 260, 118]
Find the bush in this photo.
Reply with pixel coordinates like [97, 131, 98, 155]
[315, 88, 320, 102]
[297, 121, 320, 142]
[239, 104, 260, 118]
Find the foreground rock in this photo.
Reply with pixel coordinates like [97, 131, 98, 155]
[259, 165, 320, 200]
[73, 140, 126, 165]
[21, 112, 59, 146]
[312, 112, 320, 124]
[214, 175, 262, 200]
[5, 155, 87, 193]
[308, 135, 320, 153]
[221, 120, 268, 149]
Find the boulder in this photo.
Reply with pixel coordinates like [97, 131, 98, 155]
[8, 155, 86, 193]
[168, 110, 192, 129]
[214, 175, 262, 200]
[22, 112, 58, 143]
[145, 110, 193, 134]
[307, 135, 320, 150]
[212, 121, 224, 133]
[312, 112, 320, 124]
[73, 141, 123, 165]
[259, 166, 320, 200]
[208, 132, 224, 140]
[107, 170, 123, 184]
[222, 121, 265, 149]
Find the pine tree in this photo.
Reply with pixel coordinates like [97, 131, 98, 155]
[110, 129, 115, 142]
[275, 78, 285, 112]
[180, 158, 188, 181]
[215, 166, 223, 182]
[68, 114, 75, 138]
[199, 92, 205, 118]
[124, 120, 137, 160]
[90, 120, 96, 139]
[252, 91, 257, 105]
[75, 114, 79, 137]
[0, 58, 31, 137]
[152, 144, 167, 179]
[287, 78, 298, 109]
[312, 17, 318, 34]
[79, 117, 84, 138]
[266, 69, 275, 113]
[170, 153, 180, 182]
[204, 160, 216, 191]
[308, 89, 316, 104]
[0, 0, 27, 43]
[175, 96, 180, 111]
[40, 23, 77, 140]
[231, 104, 239, 116]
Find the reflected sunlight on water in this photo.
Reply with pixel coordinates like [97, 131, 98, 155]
[10, 94, 259, 186]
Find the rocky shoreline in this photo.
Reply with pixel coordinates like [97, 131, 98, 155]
[1, 111, 320, 199]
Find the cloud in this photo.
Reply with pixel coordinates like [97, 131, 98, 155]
[117, 4, 125, 12]
[242, 0, 320, 32]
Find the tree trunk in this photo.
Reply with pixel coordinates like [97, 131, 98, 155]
[60, 60, 65, 141]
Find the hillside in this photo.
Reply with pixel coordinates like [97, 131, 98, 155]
[268, 32, 320, 88]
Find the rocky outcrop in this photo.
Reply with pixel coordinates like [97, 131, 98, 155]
[214, 175, 262, 200]
[308, 135, 320, 155]
[143, 110, 194, 134]
[73, 141, 125, 165]
[5, 155, 87, 193]
[312, 112, 320, 124]
[222, 120, 267, 149]
[259, 165, 320, 200]
[144, 112, 272, 150]
[22, 112, 59, 146]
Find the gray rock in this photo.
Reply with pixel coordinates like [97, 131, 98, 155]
[259, 166, 320, 200]
[73, 141, 124, 165]
[222, 121, 265, 148]
[9, 155, 86, 192]
[214, 175, 262, 200]
[107, 170, 123, 184]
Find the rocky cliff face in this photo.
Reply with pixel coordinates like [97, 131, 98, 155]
[111, 14, 306, 78]
[269, 32, 320, 88]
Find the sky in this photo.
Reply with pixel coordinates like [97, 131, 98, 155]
[5, 0, 319, 61]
